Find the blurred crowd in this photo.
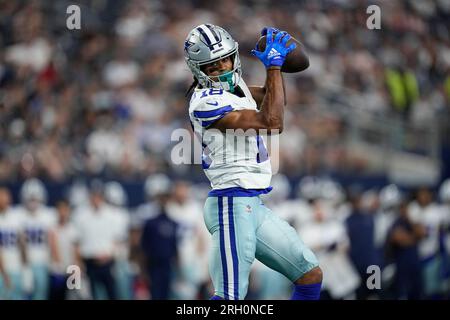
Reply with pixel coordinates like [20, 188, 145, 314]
[0, 176, 212, 300]
[1, 175, 450, 300]
[0, 0, 449, 181]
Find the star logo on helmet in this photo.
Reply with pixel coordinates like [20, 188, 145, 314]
[184, 40, 194, 52]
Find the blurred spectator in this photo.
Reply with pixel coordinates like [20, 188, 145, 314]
[439, 179, 450, 297]
[48, 199, 78, 300]
[139, 174, 179, 300]
[129, 174, 174, 299]
[73, 181, 121, 300]
[166, 180, 210, 299]
[375, 184, 403, 274]
[0, 187, 26, 299]
[387, 200, 426, 299]
[385, 66, 419, 117]
[16, 178, 56, 300]
[300, 196, 360, 300]
[408, 187, 447, 298]
[345, 186, 380, 300]
[0, 0, 448, 182]
[104, 181, 132, 300]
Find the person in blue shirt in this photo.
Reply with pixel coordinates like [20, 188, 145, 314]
[140, 188, 178, 300]
[345, 188, 380, 299]
[387, 200, 426, 300]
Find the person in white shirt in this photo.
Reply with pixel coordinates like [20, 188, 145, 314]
[438, 179, 450, 297]
[104, 181, 132, 300]
[17, 178, 57, 300]
[47, 199, 79, 300]
[73, 181, 121, 300]
[291, 176, 323, 229]
[299, 194, 360, 300]
[318, 179, 350, 223]
[374, 184, 402, 266]
[408, 187, 447, 298]
[0, 187, 26, 300]
[374, 184, 414, 296]
[166, 180, 210, 299]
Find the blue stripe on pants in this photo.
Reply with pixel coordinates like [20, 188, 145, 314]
[218, 196, 229, 299]
[228, 197, 239, 300]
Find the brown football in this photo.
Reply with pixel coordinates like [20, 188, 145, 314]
[256, 34, 309, 73]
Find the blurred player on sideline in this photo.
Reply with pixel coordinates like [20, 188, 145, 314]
[438, 179, 450, 297]
[17, 179, 56, 300]
[104, 181, 132, 300]
[166, 180, 210, 299]
[408, 187, 447, 298]
[0, 187, 26, 299]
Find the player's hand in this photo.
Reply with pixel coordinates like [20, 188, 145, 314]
[251, 27, 297, 69]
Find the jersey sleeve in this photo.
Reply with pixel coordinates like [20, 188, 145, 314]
[190, 92, 235, 128]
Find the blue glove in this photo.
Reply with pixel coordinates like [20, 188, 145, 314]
[251, 27, 297, 69]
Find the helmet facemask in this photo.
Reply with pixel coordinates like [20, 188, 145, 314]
[188, 49, 242, 93]
[202, 50, 241, 93]
[185, 24, 242, 93]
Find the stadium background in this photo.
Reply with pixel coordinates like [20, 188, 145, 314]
[0, 0, 449, 300]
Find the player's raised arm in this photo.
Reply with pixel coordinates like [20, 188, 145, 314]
[248, 77, 286, 109]
[211, 28, 296, 134]
[249, 27, 309, 107]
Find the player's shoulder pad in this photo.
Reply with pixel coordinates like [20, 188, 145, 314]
[189, 88, 234, 128]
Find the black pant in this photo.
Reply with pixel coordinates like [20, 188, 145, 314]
[84, 258, 116, 300]
[49, 274, 68, 300]
[393, 263, 422, 300]
[148, 262, 172, 300]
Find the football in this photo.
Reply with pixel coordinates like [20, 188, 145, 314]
[256, 33, 309, 73]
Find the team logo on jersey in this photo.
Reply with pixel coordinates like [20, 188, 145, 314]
[245, 205, 252, 213]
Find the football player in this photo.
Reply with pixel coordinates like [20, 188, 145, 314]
[17, 178, 57, 300]
[185, 24, 322, 300]
[104, 181, 132, 300]
[0, 187, 26, 299]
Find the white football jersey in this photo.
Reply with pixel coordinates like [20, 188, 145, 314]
[408, 201, 444, 259]
[16, 205, 57, 265]
[189, 78, 272, 190]
[0, 208, 24, 272]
